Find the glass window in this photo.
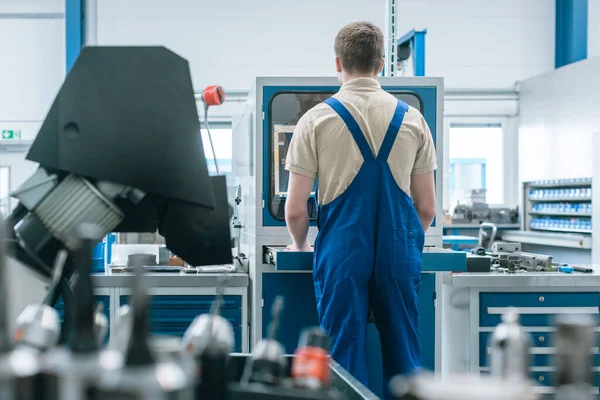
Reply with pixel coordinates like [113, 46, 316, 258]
[201, 128, 232, 176]
[448, 124, 503, 207]
[0, 166, 10, 217]
[268, 91, 423, 221]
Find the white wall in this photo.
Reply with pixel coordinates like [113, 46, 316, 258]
[518, 56, 600, 183]
[589, 0, 600, 58]
[96, 0, 385, 93]
[96, 0, 555, 92]
[396, 0, 555, 89]
[0, 0, 65, 194]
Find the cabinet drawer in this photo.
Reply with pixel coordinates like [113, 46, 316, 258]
[479, 293, 600, 327]
[480, 332, 600, 367]
[531, 371, 600, 388]
[480, 370, 600, 388]
[120, 295, 242, 310]
[153, 323, 242, 344]
[143, 307, 242, 325]
[148, 310, 242, 327]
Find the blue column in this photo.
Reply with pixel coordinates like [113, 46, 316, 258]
[555, 0, 588, 68]
[413, 30, 427, 76]
[65, 0, 84, 73]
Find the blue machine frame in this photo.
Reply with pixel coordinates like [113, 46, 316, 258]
[65, 0, 84, 72]
[397, 29, 427, 77]
[261, 85, 438, 229]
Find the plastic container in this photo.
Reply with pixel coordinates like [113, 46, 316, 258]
[92, 242, 106, 273]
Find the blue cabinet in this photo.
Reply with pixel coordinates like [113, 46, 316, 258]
[262, 272, 319, 353]
[120, 295, 243, 352]
[478, 291, 600, 389]
[262, 271, 437, 399]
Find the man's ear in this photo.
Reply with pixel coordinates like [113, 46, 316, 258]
[335, 58, 342, 73]
[378, 58, 384, 74]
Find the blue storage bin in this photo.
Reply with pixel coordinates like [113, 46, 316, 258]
[92, 242, 106, 273]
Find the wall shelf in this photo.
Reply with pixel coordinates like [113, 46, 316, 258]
[524, 178, 592, 237]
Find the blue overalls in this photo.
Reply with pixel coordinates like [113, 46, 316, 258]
[313, 97, 425, 399]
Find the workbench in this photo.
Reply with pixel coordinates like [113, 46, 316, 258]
[441, 270, 600, 397]
[63, 272, 251, 352]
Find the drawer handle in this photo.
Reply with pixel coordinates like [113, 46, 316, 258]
[487, 306, 599, 315]
[538, 336, 545, 343]
[538, 296, 545, 303]
[538, 375, 545, 382]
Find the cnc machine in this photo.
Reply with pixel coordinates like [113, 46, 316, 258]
[232, 77, 465, 396]
[3, 46, 233, 333]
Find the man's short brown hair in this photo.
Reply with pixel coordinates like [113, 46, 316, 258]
[334, 21, 384, 75]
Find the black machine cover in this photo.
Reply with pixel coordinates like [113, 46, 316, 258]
[26, 46, 232, 266]
[27, 46, 213, 208]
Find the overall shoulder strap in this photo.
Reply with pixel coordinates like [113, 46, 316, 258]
[377, 100, 409, 162]
[324, 97, 374, 162]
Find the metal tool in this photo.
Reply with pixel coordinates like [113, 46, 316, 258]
[93, 303, 109, 347]
[488, 309, 531, 381]
[571, 265, 594, 273]
[554, 314, 595, 400]
[13, 250, 65, 352]
[491, 242, 521, 253]
[558, 265, 574, 273]
[89, 264, 194, 399]
[183, 279, 234, 399]
[127, 253, 156, 267]
[41, 224, 122, 400]
[478, 223, 497, 250]
[291, 327, 332, 390]
[241, 296, 287, 386]
[108, 304, 131, 354]
[0, 215, 43, 399]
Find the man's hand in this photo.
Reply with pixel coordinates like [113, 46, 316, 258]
[285, 172, 315, 248]
[284, 243, 313, 252]
[411, 171, 436, 231]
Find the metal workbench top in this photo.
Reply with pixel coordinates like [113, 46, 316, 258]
[91, 272, 249, 288]
[447, 269, 600, 288]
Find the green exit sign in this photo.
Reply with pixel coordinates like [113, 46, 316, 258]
[1, 130, 21, 139]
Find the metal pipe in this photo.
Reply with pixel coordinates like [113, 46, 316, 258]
[84, 0, 98, 45]
[0, 13, 64, 19]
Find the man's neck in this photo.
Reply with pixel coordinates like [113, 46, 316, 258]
[339, 72, 378, 85]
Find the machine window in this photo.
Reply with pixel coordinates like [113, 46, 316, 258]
[268, 91, 423, 222]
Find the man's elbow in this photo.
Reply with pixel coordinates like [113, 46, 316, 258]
[285, 203, 307, 222]
[416, 204, 436, 222]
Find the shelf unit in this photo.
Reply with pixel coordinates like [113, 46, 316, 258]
[523, 178, 592, 235]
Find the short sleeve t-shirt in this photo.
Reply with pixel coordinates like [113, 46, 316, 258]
[285, 77, 437, 206]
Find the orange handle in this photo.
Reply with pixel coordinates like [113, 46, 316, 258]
[292, 347, 331, 385]
[203, 85, 225, 106]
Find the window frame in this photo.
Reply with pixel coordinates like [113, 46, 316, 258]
[443, 117, 514, 208]
[0, 165, 11, 216]
[200, 122, 233, 177]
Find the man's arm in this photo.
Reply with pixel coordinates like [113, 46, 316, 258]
[411, 172, 435, 232]
[285, 172, 314, 251]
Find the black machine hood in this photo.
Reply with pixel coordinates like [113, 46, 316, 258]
[27, 46, 214, 209]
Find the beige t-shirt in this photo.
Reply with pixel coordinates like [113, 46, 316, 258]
[285, 77, 437, 206]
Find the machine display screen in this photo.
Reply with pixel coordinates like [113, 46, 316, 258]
[268, 91, 424, 222]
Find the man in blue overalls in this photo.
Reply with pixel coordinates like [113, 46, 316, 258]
[284, 21, 437, 398]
